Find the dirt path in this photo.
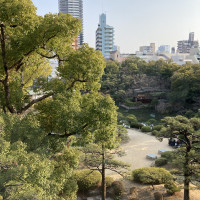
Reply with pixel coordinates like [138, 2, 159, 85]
[107, 128, 173, 177]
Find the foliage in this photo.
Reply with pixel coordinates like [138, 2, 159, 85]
[169, 64, 200, 104]
[126, 114, 138, 128]
[160, 151, 175, 162]
[0, 1, 119, 200]
[159, 115, 200, 199]
[146, 119, 157, 126]
[117, 125, 130, 144]
[164, 181, 180, 195]
[0, 135, 79, 199]
[152, 130, 159, 136]
[141, 126, 152, 132]
[112, 181, 125, 197]
[132, 167, 173, 186]
[155, 158, 168, 167]
[124, 99, 143, 107]
[153, 125, 163, 131]
[80, 143, 130, 177]
[105, 177, 114, 188]
[75, 170, 101, 192]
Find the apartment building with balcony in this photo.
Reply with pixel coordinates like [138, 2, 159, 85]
[96, 13, 114, 59]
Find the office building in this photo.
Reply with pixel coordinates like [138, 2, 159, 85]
[59, 0, 83, 47]
[96, 13, 114, 59]
[177, 32, 199, 53]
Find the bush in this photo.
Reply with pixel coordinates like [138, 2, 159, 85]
[105, 176, 114, 188]
[75, 169, 101, 192]
[141, 126, 151, 132]
[153, 125, 163, 131]
[155, 158, 168, 167]
[131, 123, 144, 129]
[164, 181, 180, 195]
[170, 169, 182, 175]
[132, 167, 173, 186]
[112, 181, 125, 197]
[146, 119, 157, 126]
[161, 151, 174, 162]
[152, 130, 159, 136]
[126, 114, 138, 128]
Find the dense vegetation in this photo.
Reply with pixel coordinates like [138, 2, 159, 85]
[0, 1, 119, 199]
[101, 58, 200, 115]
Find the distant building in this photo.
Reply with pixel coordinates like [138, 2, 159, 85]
[150, 43, 156, 54]
[110, 50, 120, 62]
[158, 45, 170, 54]
[139, 43, 155, 54]
[96, 13, 114, 59]
[59, 0, 83, 47]
[177, 32, 199, 53]
[171, 47, 175, 54]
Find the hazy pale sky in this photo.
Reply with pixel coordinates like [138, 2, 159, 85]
[32, 0, 200, 53]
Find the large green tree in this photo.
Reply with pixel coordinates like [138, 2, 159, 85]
[0, 0, 119, 199]
[160, 116, 200, 200]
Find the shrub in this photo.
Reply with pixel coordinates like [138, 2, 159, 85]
[132, 123, 144, 129]
[153, 125, 163, 131]
[132, 167, 173, 186]
[164, 181, 180, 195]
[152, 130, 159, 136]
[155, 158, 168, 167]
[105, 176, 114, 187]
[141, 126, 151, 132]
[146, 119, 157, 126]
[126, 114, 138, 128]
[170, 169, 182, 175]
[112, 181, 125, 197]
[75, 169, 101, 192]
[161, 151, 174, 162]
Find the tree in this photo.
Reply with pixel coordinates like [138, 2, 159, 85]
[169, 64, 200, 104]
[0, 0, 107, 114]
[0, 1, 119, 199]
[80, 143, 130, 200]
[160, 116, 200, 200]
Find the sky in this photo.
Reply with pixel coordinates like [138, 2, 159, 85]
[32, 0, 200, 53]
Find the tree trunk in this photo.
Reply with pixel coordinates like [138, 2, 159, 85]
[102, 147, 106, 200]
[184, 149, 190, 200]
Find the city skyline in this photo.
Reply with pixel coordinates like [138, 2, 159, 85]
[32, 0, 200, 53]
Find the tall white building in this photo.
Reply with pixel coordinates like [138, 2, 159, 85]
[59, 0, 83, 46]
[96, 13, 114, 59]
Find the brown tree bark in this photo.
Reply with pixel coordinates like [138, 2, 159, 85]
[101, 146, 106, 200]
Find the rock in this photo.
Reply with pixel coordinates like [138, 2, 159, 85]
[154, 192, 163, 200]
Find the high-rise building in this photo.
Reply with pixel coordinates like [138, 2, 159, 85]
[96, 13, 114, 59]
[58, 0, 83, 46]
[177, 32, 199, 54]
[189, 32, 194, 42]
